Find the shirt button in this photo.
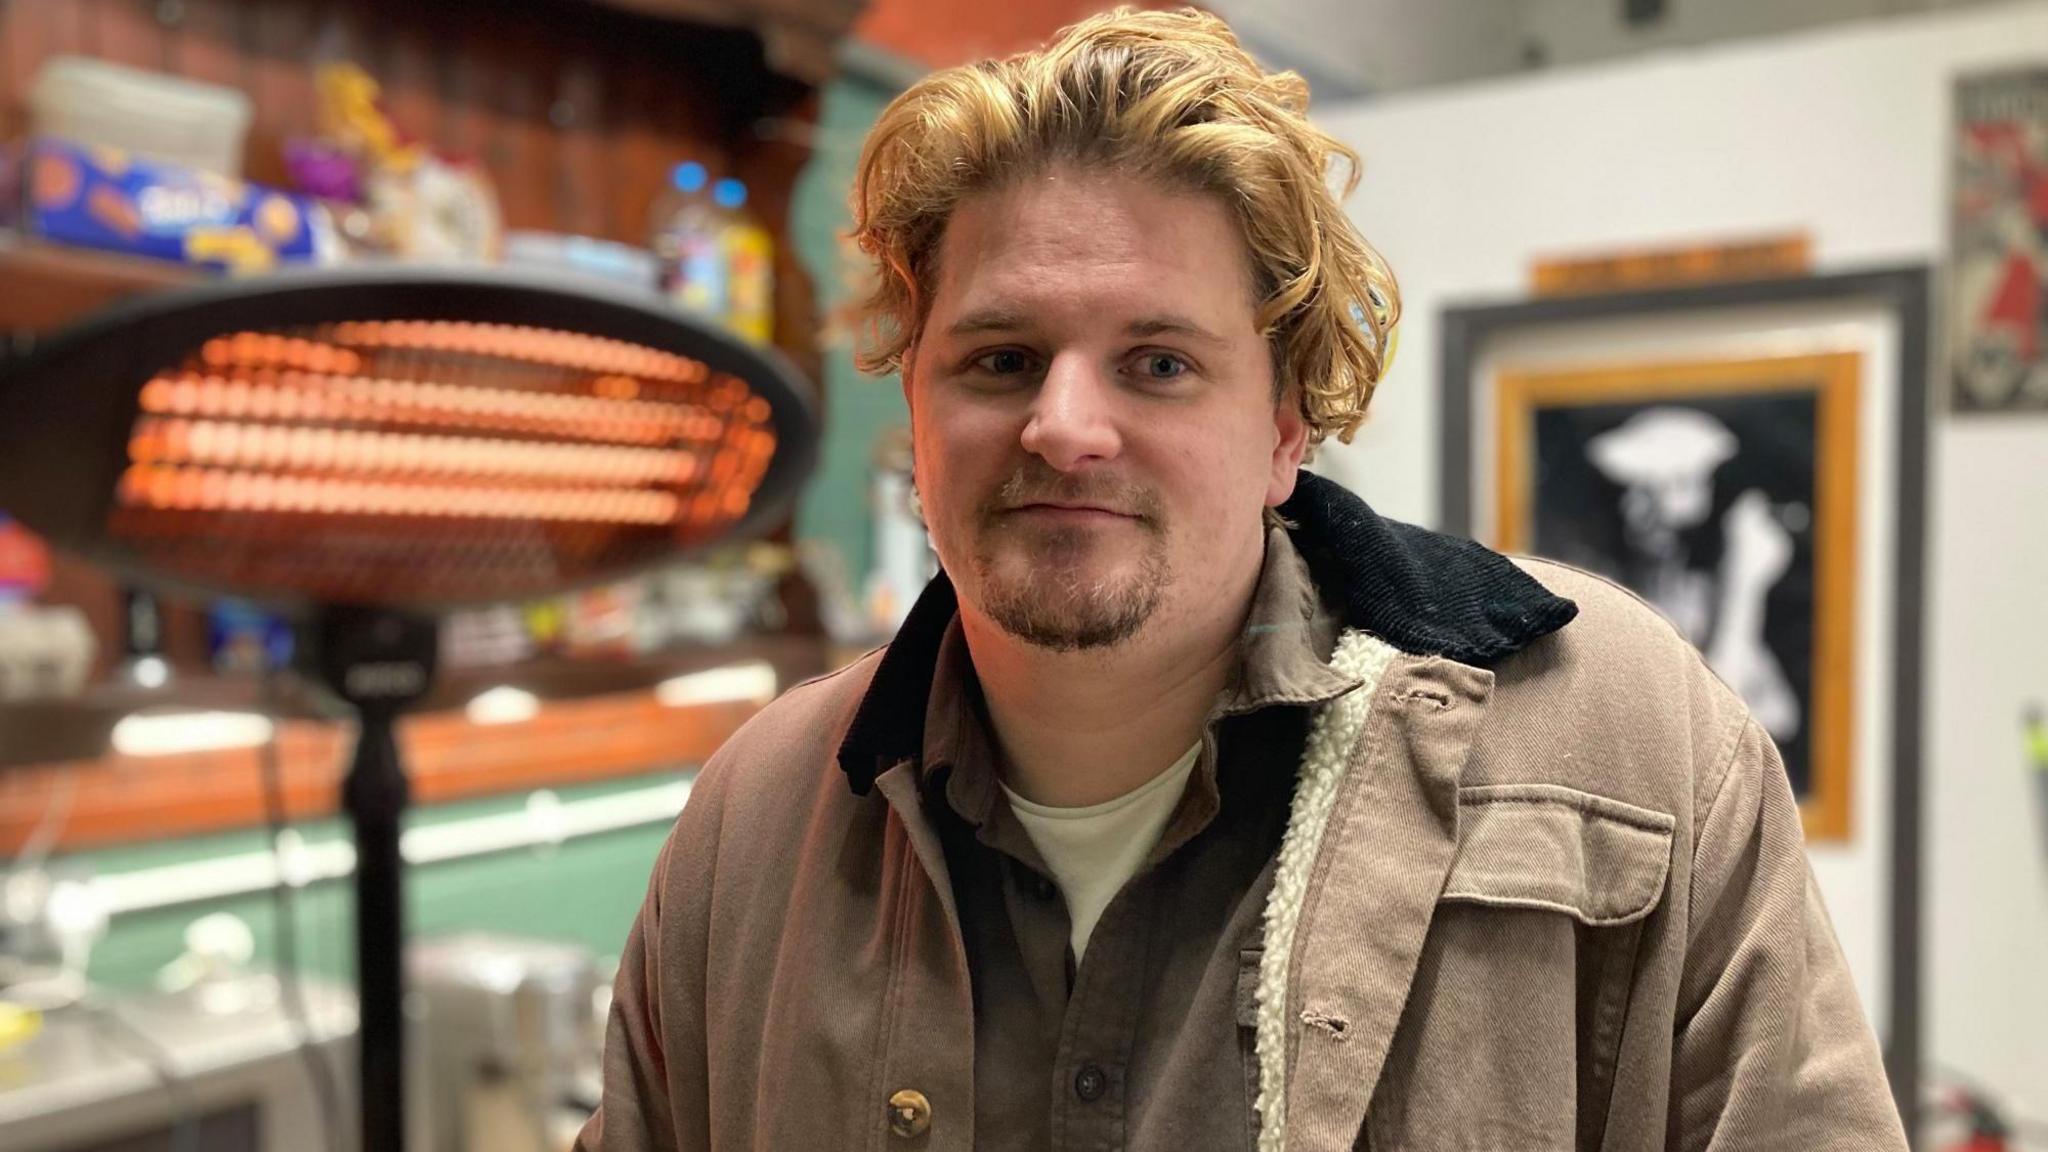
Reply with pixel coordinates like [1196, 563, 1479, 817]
[887, 1088, 931, 1138]
[1073, 1063, 1108, 1102]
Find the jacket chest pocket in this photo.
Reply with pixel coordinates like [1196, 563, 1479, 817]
[1365, 784, 1675, 1152]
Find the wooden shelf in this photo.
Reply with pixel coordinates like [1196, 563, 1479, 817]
[0, 239, 201, 334]
[0, 633, 831, 766]
[0, 633, 840, 855]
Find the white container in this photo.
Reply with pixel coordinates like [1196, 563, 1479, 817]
[502, 231, 660, 293]
[30, 56, 252, 178]
[0, 603, 95, 702]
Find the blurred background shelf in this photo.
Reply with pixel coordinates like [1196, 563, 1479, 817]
[0, 240, 199, 334]
[0, 632, 838, 855]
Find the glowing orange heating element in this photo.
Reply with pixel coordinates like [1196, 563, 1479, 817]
[109, 321, 781, 603]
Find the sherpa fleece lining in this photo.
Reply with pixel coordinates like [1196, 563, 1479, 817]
[1253, 627, 1398, 1152]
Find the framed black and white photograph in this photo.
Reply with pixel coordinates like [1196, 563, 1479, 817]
[1440, 267, 1930, 1109]
[1494, 351, 1860, 839]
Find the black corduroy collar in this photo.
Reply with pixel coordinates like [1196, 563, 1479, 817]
[835, 471, 1578, 795]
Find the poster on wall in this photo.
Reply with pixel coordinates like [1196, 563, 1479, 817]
[1951, 66, 2048, 413]
[1493, 353, 1860, 839]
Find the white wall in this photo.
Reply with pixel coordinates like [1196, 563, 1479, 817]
[1211, 0, 1521, 95]
[1519, 0, 2011, 70]
[1314, 0, 2048, 1125]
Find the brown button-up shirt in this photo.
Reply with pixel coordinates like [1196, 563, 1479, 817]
[919, 532, 1360, 1149]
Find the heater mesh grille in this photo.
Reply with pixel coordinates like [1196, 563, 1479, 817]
[105, 320, 779, 604]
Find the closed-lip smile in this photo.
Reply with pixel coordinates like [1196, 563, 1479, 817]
[1009, 501, 1137, 520]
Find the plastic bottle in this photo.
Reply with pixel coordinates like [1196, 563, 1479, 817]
[650, 161, 724, 318]
[714, 177, 775, 346]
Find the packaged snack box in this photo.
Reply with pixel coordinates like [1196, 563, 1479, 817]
[25, 136, 323, 274]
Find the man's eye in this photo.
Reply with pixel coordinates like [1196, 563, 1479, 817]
[973, 350, 1034, 375]
[1137, 353, 1189, 380]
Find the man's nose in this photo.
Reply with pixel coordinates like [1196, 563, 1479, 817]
[1019, 354, 1121, 472]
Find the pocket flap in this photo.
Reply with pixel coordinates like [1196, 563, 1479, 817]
[1442, 783, 1675, 927]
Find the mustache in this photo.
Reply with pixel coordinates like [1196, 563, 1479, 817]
[982, 463, 1162, 523]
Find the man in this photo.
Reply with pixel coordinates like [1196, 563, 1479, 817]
[579, 9, 1906, 1150]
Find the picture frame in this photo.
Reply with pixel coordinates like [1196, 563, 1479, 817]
[1440, 267, 1930, 1125]
[1492, 350, 1861, 841]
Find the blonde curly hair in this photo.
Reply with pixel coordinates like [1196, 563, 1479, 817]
[848, 6, 1399, 445]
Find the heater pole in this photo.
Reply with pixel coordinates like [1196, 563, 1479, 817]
[342, 711, 410, 1152]
[312, 606, 438, 1152]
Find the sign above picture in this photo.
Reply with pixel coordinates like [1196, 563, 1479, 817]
[1531, 234, 1812, 297]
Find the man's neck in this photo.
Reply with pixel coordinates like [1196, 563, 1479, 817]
[960, 583, 1255, 810]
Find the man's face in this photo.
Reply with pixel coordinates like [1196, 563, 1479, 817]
[905, 167, 1307, 652]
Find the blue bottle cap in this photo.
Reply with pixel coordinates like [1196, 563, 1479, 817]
[671, 162, 708, 193]
[712, 178, 747, 209]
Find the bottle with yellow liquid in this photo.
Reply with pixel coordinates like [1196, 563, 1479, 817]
[713, 178, 774, 347]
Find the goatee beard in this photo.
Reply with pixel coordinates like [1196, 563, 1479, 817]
[970, 463, 1168, 652]
[980, 529, 1167, 651]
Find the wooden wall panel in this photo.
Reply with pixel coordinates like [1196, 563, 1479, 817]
[238, 0, 317, 187]
[164, 0, 243, 91]
[553, 55, 611, 239]
[41, 0, 90, 62]
[603, 44, 672, 254]
[0, 1, 45, 140]
[376, 22, 444, 174]
[492, 22, 560, 235]
[80, 0, 164, 71]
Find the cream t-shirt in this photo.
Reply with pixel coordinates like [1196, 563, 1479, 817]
[1000, 742, 1202, 965]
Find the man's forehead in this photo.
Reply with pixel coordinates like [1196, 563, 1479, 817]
[926, 171, 1258, 328]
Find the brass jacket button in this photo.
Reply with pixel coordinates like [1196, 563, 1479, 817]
[887, 1088, 932, 1138]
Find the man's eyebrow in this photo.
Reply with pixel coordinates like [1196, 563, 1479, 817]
[1124, 316, 1228, 346]
[945, 308, 1032, 336]
[943, 310, 1230, 345]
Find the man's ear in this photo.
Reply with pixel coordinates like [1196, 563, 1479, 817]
[1266, 388, 1311, 510]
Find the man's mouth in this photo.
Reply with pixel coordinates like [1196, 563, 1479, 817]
[1011, 500, 1132, 514]
[1006, 502, 1140, 523]
[983, 465, 1159, 530]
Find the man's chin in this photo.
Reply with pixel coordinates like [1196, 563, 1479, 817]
[989, 598, 1153, 652]
[960, 525, 1170, 652]
[974, 573, 1160, 653]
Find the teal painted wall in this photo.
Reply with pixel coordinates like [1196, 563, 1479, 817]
[58, 773, 681, 990]
[790, 73, 907, 599]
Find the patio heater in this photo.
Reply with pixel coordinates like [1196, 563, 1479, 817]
[0, 267, 818, 1152]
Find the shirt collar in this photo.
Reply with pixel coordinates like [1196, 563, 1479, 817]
[919, 528, 1358, 829]
[839, 471, 1577, 795]
[1214, 525, 1361, 718]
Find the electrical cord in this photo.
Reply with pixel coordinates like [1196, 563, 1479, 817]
[80, 996, 201, 1152]
[1, 764, 78, 993]
[8, 761, 78, 881]
[259, 665, 345, 1152]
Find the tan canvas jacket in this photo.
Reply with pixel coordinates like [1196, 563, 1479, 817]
[576, 474, 1905, 1152]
